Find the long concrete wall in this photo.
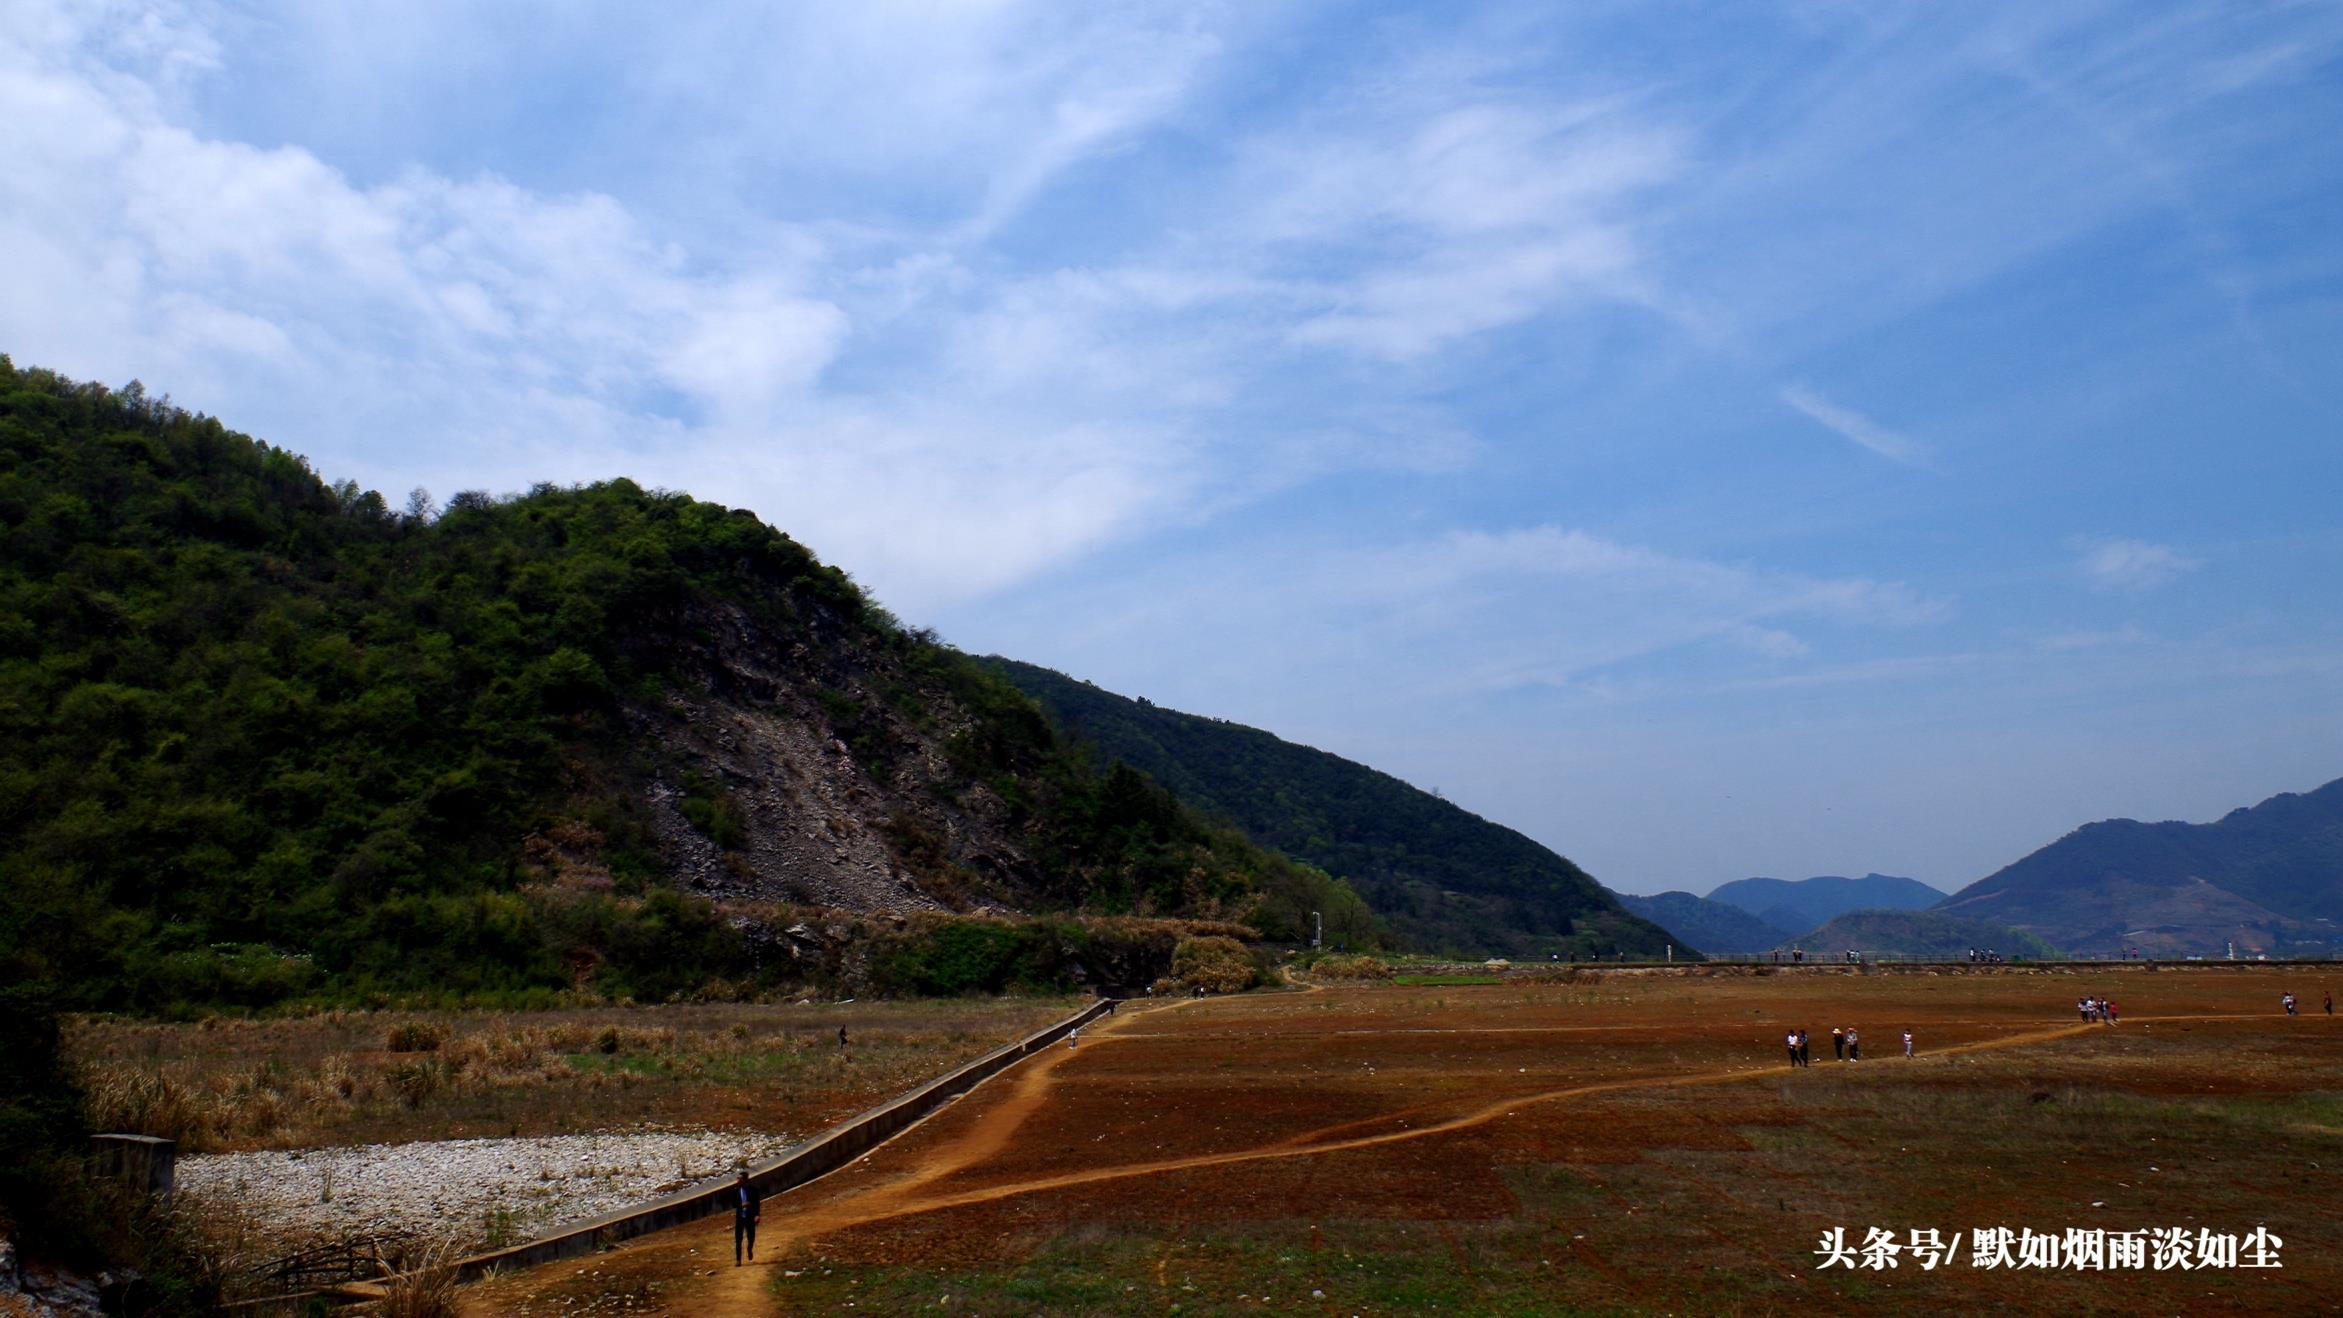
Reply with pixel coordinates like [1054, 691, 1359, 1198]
[448, 996, 1113, 1284]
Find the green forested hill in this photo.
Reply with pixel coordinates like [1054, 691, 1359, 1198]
[0, 359, 1369, 1009]
[986, 659, 1681, 958]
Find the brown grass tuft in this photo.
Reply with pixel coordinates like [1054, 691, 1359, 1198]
[377, 1237, 461, 1318]
[385, 1020, 447, 1053]
[83, 1065, 215, 1147]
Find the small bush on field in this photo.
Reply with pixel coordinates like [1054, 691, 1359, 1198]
[387, 1059, 445, 1108]
[1169, 936, 1257, 994]
[319, 1052, 360, 1099]
[1311, 954, 1393, 982]
[385, 1021, 446, 1053]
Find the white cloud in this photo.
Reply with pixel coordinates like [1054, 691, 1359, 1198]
[1779, 383, 1930, 465]
[0, 2, 1235, 613]
[0, 3, 1726, 618]
[1250, 96, 1684, 361]
[655, 285, 849, 416]
[2072, 538, 2202, 592]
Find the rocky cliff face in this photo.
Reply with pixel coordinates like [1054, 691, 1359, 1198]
[622, 599, 1036, 915]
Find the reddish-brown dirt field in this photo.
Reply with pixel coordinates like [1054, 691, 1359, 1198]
[460, 965, 2343, 1316]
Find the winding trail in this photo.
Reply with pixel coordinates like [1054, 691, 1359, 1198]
[467, 1006, 2250, 1316]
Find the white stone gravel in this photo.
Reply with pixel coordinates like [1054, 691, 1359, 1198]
[179, 1129, 795, 1248]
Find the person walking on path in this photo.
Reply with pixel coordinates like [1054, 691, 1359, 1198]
[1831, 1026, 1845, 1061]
[2106, 1000, 2119, 1025]
[2283, 992, 2298, 1016]
[731, 1170, 761, 1265]
[1798, 1029, 1812, 1067]
[1786, 1030, 1802, 1069]
[1846, 1028, 1860, 1061]
[1902, 1029, 1914, 1058]
[2325, 990, 2333, 1016]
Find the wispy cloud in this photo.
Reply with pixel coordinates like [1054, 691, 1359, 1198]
[1255, 97, 1684, 361]
[1778, 384, 1930, 465]
[969, 522, 1953, 728]
[2072, 538, 2202, 592]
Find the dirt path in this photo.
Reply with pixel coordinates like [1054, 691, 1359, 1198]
[464, 1007, 2250, 1316]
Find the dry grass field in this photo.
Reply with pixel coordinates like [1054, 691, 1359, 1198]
[66, 997, 1079, 1154]
[454, 964, 2341, 1316]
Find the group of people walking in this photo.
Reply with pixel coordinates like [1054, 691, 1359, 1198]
[1784, 1026, 1914, 1066]
[2077, 996, 2119, 1024]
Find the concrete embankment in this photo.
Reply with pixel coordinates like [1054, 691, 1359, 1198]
[447, 996, 1112, 1283]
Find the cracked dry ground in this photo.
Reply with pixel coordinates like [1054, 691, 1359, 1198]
[462, 968, 2343, 1316]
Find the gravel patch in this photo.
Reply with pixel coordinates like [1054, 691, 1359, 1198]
[180, 1129, 795, 1249]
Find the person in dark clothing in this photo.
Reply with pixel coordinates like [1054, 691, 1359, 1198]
[732, 1170, 761, 1265]
[838, 1025, 849, 1047]
[1799, 1030, 1812, 1067]
[2325, 990, 2333, 1016]
[1831, 1026, 1845, 1061]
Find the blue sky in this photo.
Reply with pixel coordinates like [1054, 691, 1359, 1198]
[6, 1, 2341, 895]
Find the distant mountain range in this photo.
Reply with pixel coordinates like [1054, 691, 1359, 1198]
[1936, 777, 2343, 956]
[988, 659, 1679, 960]
[1617, 892, 1792, 954]
[1626, 781, 2343, 960]
[1706, 873, 1946, 933]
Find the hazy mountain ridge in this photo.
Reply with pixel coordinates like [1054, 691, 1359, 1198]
[1707, 873, 1946, 933]
[1617, 892, 1792, 955]
[1933, 778, 2343, 956]
[987, 659, 1681, 959]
